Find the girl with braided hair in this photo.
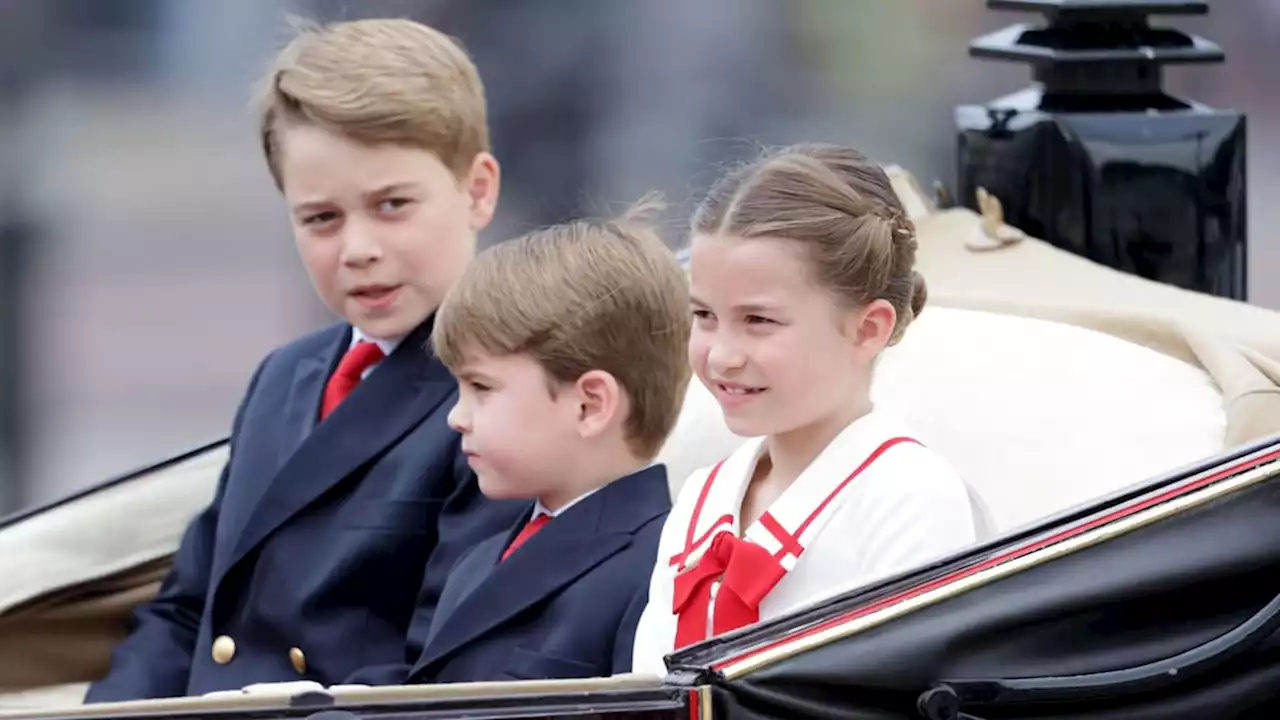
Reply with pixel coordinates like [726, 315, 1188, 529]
[632, 143, 976, 672]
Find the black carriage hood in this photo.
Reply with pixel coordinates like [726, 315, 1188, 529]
[665, 434, 1280, 720]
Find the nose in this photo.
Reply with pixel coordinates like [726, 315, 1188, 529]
[704, 335, 746, 377]
[339, 218, 382, 268]
[446, 399, 470, 434]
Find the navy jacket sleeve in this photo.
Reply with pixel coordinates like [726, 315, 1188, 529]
[611, 585, 649, 675]
[84, 359, 268, 702]
[342, 454, 521, 686]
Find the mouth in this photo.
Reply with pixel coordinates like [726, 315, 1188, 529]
[349, 284, 402, 309]
[714, 381, 767, 396]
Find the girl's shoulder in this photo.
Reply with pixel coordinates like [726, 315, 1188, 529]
[855, 414, 970, 502]
[673, 437, 762, 504]
[855, 437, 973, 518]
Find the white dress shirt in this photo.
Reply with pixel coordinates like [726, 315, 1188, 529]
[349, 326, 403, 379]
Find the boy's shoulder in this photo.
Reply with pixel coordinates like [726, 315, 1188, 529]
[226, 323, 348, 405]
[265, 322, 349, 366]
[245, 322, 348, 384]
[592, 464, 673, 536]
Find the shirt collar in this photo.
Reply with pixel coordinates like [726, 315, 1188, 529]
[350, 326, 403, 357]
[532, 486, 602, 519]
[531, 459, 664, 519]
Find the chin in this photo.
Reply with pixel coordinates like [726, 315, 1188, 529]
[475, 476, 512, 500]
[721, 413, 776, 439]
[476, 473, 529, 502]
[352, 312, 424, 341]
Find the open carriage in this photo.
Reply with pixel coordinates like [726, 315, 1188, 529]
[3, 171, 1280, 719]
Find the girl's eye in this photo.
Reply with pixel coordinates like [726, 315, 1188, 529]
[692, 309, 712, 320]
[745, 315, 775, 325]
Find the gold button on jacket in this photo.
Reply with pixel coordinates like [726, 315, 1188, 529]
[289, 647, 307, 675]
[211, 636, 236, 664]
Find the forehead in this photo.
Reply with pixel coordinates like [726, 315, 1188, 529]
[689, 234, 817, 304]
[276, 123, 455, 200]
[454, 351, 544, 380]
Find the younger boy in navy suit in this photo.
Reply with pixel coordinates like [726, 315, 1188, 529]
[406, 199, 692, 683]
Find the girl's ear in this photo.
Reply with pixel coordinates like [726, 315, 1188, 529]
[843, 299, 897, 358]
[572, 369, 624, 440]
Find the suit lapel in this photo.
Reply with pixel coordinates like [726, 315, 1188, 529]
[218, 319, 452, 584]
[279, 327, 347, 467]
[414, 466, 671, 672]
[419, 531, 511, 651]
[213, 327, 344, 572]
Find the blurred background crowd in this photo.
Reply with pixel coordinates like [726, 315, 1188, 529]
[0, 0, 1277, 513]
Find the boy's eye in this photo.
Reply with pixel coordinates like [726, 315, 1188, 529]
[302, 211, 338, 226]
[745, 315, 775, 325]
[378, 197, 413, 212]
[467, 380, 492, 393]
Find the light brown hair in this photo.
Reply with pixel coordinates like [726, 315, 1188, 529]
[433, 197, 692, 459]
[255, 17, 490, 190]
[693, 142, 926, 344]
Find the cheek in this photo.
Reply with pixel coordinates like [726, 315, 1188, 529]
[784, 334, 856, 396]
[398, 208, 473, 273]
[757, 332, 828, 386]
[687, 329, 710, 367]
[469, 403, 513, 462]
[295, 237, 338, 282]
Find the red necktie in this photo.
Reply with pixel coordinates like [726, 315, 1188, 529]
[320, 341, 385, 420]
[501, 514, 551, 561]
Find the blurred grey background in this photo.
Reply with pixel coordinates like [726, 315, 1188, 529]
[1, 0, 1277, 513]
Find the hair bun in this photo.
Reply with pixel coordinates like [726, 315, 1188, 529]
[909, 271, 928, 318]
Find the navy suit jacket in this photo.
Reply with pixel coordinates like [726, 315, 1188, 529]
[405, 465, 671, 684]
[85, 317, 525, 701]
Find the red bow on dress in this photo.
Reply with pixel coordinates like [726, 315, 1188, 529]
[672, 531, 787, 649]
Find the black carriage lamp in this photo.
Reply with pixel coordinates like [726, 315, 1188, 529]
[955, 0, 1248, 301]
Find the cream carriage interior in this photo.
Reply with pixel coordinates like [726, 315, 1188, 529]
[3, 169, 1279, 713]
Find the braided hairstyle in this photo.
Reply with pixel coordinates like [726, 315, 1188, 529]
[692, 143, 925, 345]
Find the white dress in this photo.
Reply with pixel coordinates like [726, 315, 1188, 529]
[631, 408, 976, 675]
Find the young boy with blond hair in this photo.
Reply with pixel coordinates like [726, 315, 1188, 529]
[394, 201, 691, 683]
[86, 18, 524, 701]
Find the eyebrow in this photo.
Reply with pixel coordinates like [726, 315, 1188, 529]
[455, 367, 497, 384]
[690, 295, 780, 315]
[291, 200, 332, 216]
[291, 182, 423, 214]
[366, 181, 422, 198]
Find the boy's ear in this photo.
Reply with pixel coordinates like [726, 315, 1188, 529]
[842, 299, 897, 358]
[572, 370, 624, 440]
[464, 152, 501, 231]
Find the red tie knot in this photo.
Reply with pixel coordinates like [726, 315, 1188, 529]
[502, 513, 551, 561]
[335, 341, 385, 382]
[320, 340, 386, 420]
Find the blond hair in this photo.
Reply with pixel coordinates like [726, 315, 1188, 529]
[255, 17, 489, 189]
[693, 143, 926, 344]
[434, 197, 692, 459]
